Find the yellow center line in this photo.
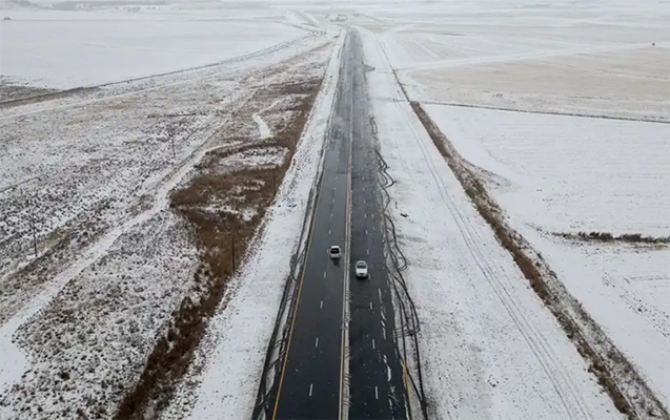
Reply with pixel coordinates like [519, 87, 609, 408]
[271, 173, 325, 420]
[403, 358, 413, 420]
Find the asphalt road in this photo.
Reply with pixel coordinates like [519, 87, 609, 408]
[346, 30, 410, 420]
[272, 29, 409, 420]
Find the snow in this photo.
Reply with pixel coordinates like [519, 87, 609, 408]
[359, 26, 623, 420]
[361, 0, 670, 122]
[158, 28, 344, 420]
[353, 0, 669, 407]
[253, 112, 273, 140]
[421, 104, 670, 407]
[0, 8, 308, 88]
[0, 22, 334, 418]
[424, 105, 670, 237]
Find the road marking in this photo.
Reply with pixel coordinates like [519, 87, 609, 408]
[403, 358, 413, 415]
[366, 249, 369, 255]
[271, 142, 326, 420]
[365, 229, 368, 235]
[372, 339, 376, 349]
[315, 337, 319, 348]
[364, 213, 367, 219]
[375, 386, 379, 400]
[331, 212, 333, 218]
[324, 272, 327, 279]
[364, 199, 366, 204]
[328, 228, 331, 234]
[309, 383, 314, 397]
[320, 300, 323, 309]
[369, 302, 373, 310]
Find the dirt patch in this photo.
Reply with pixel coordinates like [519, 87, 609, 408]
[0, 77, 99, 108]
[555, 231, 670, 245]
[409, 100, 669, 420]
[0, 78, 58, 104]
[114, 79, 322, 420]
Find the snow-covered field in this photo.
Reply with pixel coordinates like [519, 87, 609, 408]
[424, 104, 670, 410]
[159, 31, 344, 420]
[359, 26, 625, 420]
[0, 7, 311, 89]
[348, 0, 669, 416]
[2, 0, 668, 418]
[357, 0, 670, 122]
[0, 6, 334, 415]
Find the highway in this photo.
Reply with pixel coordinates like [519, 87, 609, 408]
[271, 29, 409, 420]
[346, 30, 410, 420]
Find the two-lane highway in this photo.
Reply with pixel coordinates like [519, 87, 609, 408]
[272, 32, 354, 420]
[270, 29, 410, 420]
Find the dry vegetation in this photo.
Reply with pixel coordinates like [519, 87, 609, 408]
[555, 231, 670, 245]
[410, 101, 669, 420]
[0, 77, 59, 105]
[114, 79, 322, 419]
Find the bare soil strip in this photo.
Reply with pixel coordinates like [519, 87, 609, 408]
[0, 35, 316, 111]
[114, 80, 322, 420]
[553, 231, 670, 245]
[419, 100, 670, 124]
[410, 101, 669, 420]
[0, 80, 60, 105]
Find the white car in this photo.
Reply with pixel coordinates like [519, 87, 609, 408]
[329, 245, 342, 260]
[355, 260, 368, 278]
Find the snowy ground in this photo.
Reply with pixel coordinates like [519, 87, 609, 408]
[0, 6, 313, 89]
[353, 0, 670, 122]
[0, 18, 334, 417]
[424, 104, 670, 410]
[158, 28, 344, 420]
[319, 0, 670, 415]
[359, 26, 624, 420]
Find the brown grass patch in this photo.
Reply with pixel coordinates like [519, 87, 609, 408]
[114, 79, 321, 420]
[409, 101, 669, 419]
[0, 83, 96, 108]
[556, 231, 670, 245]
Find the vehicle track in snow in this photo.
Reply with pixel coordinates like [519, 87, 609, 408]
[374, 32, 596, 420]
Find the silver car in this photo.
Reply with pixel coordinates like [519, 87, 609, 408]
[355, 260, 368, 278]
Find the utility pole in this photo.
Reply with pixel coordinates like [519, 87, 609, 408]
[231, 232, 236, 273]
[31, 213, 37, 257]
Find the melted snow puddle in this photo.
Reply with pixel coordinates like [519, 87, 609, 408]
[0, 142, 224, 395]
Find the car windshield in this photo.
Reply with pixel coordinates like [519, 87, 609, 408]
[330, 247, 340, 253]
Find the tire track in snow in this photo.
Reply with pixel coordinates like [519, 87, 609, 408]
[373, 31, 596, 420]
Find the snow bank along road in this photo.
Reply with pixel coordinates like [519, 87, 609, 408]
[267, 29, 410, 419]
[358, 25, 627, 420]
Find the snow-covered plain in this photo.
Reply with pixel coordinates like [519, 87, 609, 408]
[424, 104, 670, 409]
[359, 26, 624, 420]
[335, 0, 670, 413]
[0, 7, 334, 415]
[355, 0, 670, 122]
[0, 8, 309, 88]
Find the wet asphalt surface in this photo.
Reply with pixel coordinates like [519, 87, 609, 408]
[273, 30, 409, 420]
